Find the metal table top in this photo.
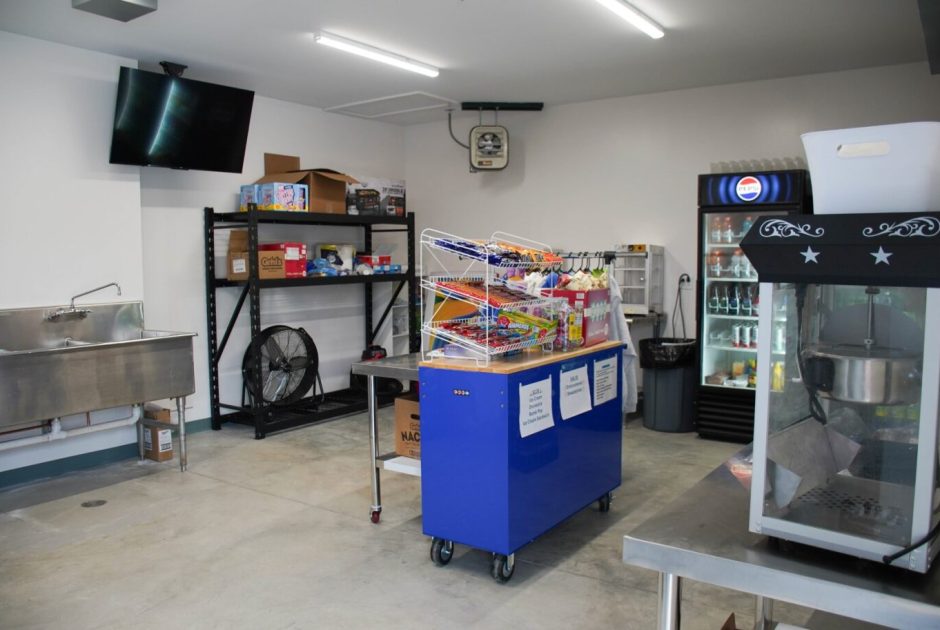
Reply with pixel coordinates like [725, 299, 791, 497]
[350, 352, 421, 380]
[622, 461, 940, 629]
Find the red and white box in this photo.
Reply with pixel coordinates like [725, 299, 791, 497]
[356, 254, 392, 267]
[260, 242, 307, 278]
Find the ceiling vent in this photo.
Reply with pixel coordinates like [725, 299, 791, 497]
[72, 0, 157, 22]
[324, 92, 456, 122]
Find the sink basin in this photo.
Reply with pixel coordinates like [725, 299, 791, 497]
[0, 302, 195, 429]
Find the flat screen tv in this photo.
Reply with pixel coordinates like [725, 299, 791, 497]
[109, 66, 254, 173]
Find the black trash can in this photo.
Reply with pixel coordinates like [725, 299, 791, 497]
[638, 338, 696, 433]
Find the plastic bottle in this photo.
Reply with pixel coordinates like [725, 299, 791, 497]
[741, 215, 754, 236]
[772, 361, 785, 392]
[710, 216, 722, 243]
[708, 285, 720, 314]
[731, 249, 742, 278]
[741, 285, 752, 316]
[752, 287, 760, 316]
[723, 217, 735, 244]
[710, 249, 724, 278]
[719, 285, 729, 315]
[728, 284, 739, 316]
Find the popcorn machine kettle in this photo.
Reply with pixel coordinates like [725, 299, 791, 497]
[741, 212, 940, 572]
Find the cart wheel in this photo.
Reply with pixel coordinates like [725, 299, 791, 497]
[430, 537, 454, 566]
[598, 492, 612, 513]
[490, 553, 515, 583]
[370, 510, 381, 524]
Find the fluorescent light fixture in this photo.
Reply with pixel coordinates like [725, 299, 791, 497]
[315, 32, 439, 78]
[594, 0, 664, 39]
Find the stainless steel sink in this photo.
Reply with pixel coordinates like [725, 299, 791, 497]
[0, 301, 195, 429]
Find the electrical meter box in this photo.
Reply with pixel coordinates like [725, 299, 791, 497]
[613, 244, 664, 315]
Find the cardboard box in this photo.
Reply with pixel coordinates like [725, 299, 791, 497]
[259, 153, 358, 214]
[144, 403, 177, 424]
[240, 183, 308, 212]
[260, 242, 306, 278]
[545, 288, 611, 347]
[346, 177, 406, 216]
[143, 426, 174, 462]
[226, 231, 294, 280]
[356, 254, 392, 267]
[394, 394, 420, 459]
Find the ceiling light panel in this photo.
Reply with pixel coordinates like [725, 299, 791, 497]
[593, 0, 664, 39]
[315, 32, 439, 78]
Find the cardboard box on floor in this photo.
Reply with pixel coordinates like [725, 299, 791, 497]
[143, 426, 173, 462]
[259, 153, 358, 214]
[394, 394, 421, 459]
[227, 230, 287, 280]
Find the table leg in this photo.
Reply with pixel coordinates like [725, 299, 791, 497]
[658, 572, 682, 630]
[177, 396, 187, 472]
[137, 412, 144, 462]
[368, 374, 382, 523]
[754, 596, 773, 630]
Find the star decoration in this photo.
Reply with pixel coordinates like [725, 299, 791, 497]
[800, 246, 820, 264]
[870, 246, 893, 265]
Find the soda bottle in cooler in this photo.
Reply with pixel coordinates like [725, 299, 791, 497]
[741, 215, 754, 236]
[741, 285, 753, 316]
[710, 216, 722, 243]
[731, 249, 743, 278]
[708, 284, 720, 314]
[728, 283, 739, 316]
[723, 216, 735, 243]
[719, 284, 729, 315]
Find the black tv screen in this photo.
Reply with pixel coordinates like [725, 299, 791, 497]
[109, 67, 254, 173]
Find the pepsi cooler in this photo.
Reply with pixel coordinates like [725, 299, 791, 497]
[695, 170, 812, 442]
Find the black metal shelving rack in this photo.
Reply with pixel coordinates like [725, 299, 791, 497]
[204, 207, 419, 439]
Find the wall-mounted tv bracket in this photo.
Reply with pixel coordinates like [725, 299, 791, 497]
[159, 61, 188, 77]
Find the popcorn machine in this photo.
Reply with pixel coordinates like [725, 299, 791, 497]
[742, 212, 940, 572]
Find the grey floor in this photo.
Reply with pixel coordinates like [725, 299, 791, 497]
[0, 412, 827, 629]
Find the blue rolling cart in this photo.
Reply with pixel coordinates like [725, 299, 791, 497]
[419, 340, 624, 582]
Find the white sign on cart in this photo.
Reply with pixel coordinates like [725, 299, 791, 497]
[560, 365, 592, 420]
[519, 376, 554, 437]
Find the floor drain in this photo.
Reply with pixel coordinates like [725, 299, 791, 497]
[81, 500, 107, 508]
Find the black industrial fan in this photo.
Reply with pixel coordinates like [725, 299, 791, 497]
[242, 325, 320, 405]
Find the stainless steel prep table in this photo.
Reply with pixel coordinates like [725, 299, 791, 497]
[622, 459, 940, 629]
[351, 352, 420, 523]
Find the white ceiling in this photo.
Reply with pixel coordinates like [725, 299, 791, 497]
[0, 0, 928, 124]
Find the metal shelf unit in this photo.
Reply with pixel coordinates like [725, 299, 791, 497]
[204, 208, 419, 439]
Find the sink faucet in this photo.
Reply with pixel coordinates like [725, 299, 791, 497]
[70, 282, 122, 309]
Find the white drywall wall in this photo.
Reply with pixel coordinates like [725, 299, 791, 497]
[403, 63, 940, 336]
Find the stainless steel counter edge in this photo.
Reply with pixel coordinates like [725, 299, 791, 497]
[350, 352, 421, 380]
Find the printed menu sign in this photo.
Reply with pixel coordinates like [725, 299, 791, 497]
[593, 356, 618, 406]
[560, 365, 591, 420]
[519, 376, 554, 438]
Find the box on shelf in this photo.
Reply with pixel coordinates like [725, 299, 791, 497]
[240, 183, 308, 212]
[143, 426, 173, 462]
[356, 254, 391, 267]
[544, 288, 610, 347]
[258, 153, 358, 214]
[394, 394, 421, 459]
[346, 177, 406, 216]
[372, 264, 402, 275]
[226, 230, 292, 280]
[260, 242, 306, 278]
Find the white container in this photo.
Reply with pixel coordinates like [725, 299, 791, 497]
[801, 122, 940, 214]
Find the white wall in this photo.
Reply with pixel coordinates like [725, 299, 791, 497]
[403, 63, 940, 335]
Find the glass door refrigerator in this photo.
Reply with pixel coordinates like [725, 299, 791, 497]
[695, 171, 812, 442]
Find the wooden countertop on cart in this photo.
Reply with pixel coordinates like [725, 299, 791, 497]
[419, 340, 624, 375]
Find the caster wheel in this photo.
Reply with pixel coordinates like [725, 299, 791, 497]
[491, 553, 515, 583]
[598, 492, 612, 513]
[370, 510, 381, 524]
[430, 537, 454, 566]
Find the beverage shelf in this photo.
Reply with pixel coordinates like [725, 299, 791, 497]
[706, 314, 759, 321]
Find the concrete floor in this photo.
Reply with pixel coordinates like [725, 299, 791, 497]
[0, 413, 824, 629]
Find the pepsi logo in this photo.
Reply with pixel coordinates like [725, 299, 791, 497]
[736, 176, 762, 202]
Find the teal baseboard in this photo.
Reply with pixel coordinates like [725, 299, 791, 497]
[0, 417, 213, 490]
